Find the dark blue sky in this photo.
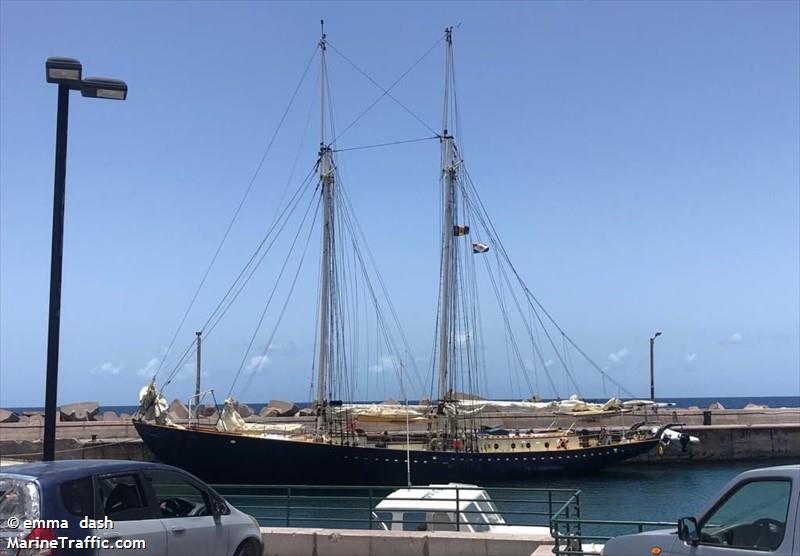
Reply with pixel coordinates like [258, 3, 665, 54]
[1, 1, 798, 407]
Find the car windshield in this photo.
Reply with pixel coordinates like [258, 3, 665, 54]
[0, 478, 40, 556]
[701, 479, 792, 551]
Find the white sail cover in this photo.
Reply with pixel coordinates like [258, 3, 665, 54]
[137, 379, 173, 425]
[217, 398, 305, 434]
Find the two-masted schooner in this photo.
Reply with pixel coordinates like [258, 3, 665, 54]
[134, 26, 665, 485]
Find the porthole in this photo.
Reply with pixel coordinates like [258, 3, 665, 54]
[493, 443, 499, 450]
[544, 442, 550, 448]
[525, 442, 531, 449]
[511, 443, 516, 449]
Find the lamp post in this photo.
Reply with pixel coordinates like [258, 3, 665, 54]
[43, 58, 127, 462]
[649, 331, 662, 402]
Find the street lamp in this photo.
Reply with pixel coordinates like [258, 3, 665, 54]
[649, 331, 662, 402]
[43, 57, 127, 462]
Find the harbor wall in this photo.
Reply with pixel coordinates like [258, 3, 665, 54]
[258, 527, 552, 556]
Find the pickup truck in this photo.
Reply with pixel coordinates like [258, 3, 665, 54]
[602, 464, 799, 556]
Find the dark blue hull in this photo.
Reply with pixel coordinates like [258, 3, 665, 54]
[134, 421, 659, 485]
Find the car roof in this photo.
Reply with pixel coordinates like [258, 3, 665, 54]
[737, 464, 800, 480]
[0, 460, 182, 486]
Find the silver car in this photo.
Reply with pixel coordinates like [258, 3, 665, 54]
[0, 459, 262, 556]
[602, 464, 800, 556]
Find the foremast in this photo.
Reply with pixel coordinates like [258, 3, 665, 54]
[316, 22, 334, 437]
[437, 27, 457, 405]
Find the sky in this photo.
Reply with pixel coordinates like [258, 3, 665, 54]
[1, 1, 798, 408]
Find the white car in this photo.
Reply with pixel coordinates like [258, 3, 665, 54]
[0, 459, 262, 556]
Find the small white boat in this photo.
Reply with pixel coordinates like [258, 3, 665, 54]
[372, 483, 551, 536]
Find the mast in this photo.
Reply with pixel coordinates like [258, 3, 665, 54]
[316, 21, 334, 434]
[194, 331, 201, 404]
[437, 27, 456, 402]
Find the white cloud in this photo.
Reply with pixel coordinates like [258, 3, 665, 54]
[685, 353, 698, 364]
[608, 348, 630, 364]
[267, 340, 298, 357]
[96, 362, 122, 375]
[246, 354, 271, 373]
[136, 358, 160, 377]
[175, 362, 196, 381]
[727, 332, 743, 344]
[370, 355, 400, 374]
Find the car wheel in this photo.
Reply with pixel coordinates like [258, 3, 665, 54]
[233, 538, 261, 556]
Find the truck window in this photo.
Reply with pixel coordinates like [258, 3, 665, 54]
[700, 479, 792, 551]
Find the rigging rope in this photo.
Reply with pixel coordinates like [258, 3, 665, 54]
[333, 135, 438, 153]
[154, 45, 319, 381]
[232, 194, 322, 397]
[326, 38, 442, 143]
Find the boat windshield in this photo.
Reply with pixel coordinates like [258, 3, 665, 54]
[462, 502, 491, 532]
[475, 495, 504, 525]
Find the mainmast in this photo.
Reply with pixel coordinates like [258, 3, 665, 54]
[437, 27, 456, 402]
[316, 21, 334, 435]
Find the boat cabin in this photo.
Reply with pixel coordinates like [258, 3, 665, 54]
[373, 483, 547, 535]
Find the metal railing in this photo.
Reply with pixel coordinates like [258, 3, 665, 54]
[212, 482, 677, 555]
[213, 483, 577, 532]
[550, 489, 675, 556]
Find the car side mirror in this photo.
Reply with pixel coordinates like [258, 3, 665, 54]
[212, 499, 227, 518]
[677, 517, 700, 545]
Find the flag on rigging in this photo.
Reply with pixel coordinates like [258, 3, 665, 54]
[453, 225, 470, 236]
[472, 243, 490, 254]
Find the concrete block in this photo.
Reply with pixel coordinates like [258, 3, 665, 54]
[259, 407, 281, 418]
[21, 411, 44, 418]
[100, 411, 119, 422]
[0, 410, 20, 423]
[427, 534, 488, 556]
[262, 528, 320, 556]
[195, 404, 217, 418]
[368, 531, 428, 556]
[315, 530, 371, 556]
[60, 402, 99, 422]
[27, 414, 43, 426]
[268, 400, 299, 417]
[168, 399, 190, 420]
[235, 402, 253, 418]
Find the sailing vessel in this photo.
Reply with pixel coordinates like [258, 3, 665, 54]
[134, 26, 665, 485]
